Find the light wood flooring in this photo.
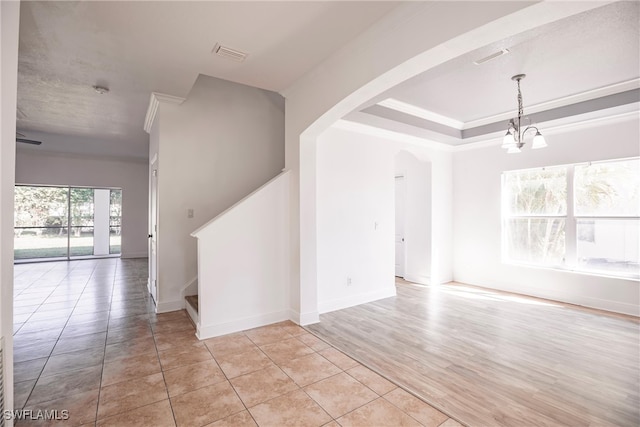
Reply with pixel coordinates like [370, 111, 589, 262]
[308, 280, 640, 427]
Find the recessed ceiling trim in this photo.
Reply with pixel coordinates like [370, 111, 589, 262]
[362, 104, 461, 138]
[356, 90, 638, 148]
[463, 89, 639, 139]
[333, 118, 455, 152]
[463, 78, 640, 129]
[378, 98, 464, 130]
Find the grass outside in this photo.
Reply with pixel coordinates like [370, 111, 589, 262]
[14, 235, 121, 259]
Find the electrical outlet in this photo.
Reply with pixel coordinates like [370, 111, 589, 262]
[347, 277, 352, 286]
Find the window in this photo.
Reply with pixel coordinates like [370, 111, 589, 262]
[574, 158, 639, 276]
[14, 185, 123, 261]
[502, 158, 639, 279]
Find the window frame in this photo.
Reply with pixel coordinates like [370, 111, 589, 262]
[502, 157, 639, 281]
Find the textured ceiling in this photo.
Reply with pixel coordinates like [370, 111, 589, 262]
[16, 1, 399, 158]
[17, 1, 639, 156]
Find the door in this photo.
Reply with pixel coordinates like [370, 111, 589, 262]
[395, 176, 405, 277]
[149, 161, 158, 304]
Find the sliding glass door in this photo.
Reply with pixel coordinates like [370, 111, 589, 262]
[14, 185, 122, 261]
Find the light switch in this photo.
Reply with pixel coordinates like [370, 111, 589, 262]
[187, 208, 194, 218]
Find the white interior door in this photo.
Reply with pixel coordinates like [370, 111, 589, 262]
[395, 176, 405, 277]
[149, 161, 158, 304]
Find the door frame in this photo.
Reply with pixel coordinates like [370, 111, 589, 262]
[394, 174, 406, 278]
[149, 154, 158, 304]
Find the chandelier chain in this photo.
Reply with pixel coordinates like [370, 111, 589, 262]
[517, 79, 523, 123]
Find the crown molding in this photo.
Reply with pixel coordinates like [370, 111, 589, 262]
[143, 92, 186, 134]
[378, 98, 464, 130]
[463, 78, 640, 129]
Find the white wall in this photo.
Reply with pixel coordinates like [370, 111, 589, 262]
[453, 115, 640, 316]
[317, 127, 396, 313]
[15, 148, 149, 258]
[1, 0, 20, 420]
[154, 74, 285, 312]
[192, 172, 290, 338]
[316, 124, 453, 313]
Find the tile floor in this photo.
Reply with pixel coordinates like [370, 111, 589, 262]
[13, 258, 461, 427]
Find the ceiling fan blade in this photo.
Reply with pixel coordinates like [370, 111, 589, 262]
[16, 138, 42, 145]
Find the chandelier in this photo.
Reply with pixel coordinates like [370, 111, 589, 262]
[501, 74, 546, 153]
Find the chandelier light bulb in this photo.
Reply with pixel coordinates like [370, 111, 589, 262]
[502, 131, 516, 148]
[531, 131, 547, 149]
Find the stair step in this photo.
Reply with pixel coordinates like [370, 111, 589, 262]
[185, 295, 198, 313]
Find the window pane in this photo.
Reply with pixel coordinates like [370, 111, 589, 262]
[14, 186, 69, 260]
[110, 226, 121, 255]
[504, 167, 567, 215]
[506, 218, 565, 264]
[575, 158, 640, 216]
[110, 189, 122, 227]
[109, 190, 122, 255]
[14, 228, 68, 259]
[577, 219, 639, 277]
[70, 226, 94, 256]
[14, 186, 68, 228]
[70, 188, 94, 227]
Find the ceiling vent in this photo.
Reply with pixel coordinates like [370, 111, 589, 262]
[473, 48, 509, 65]
[212, 44, 248, 62]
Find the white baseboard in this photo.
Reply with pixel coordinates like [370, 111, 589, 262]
[577, 297, 640, 317]
[403, 274, 430, 285]
[121, 252, 148, 259]
[455, 280, 640, 317]
[288, 309, 301, 325]
[156, 299, 184, 313]
[288, 309, 319, 326]
[185, 301, 199, 325]
[319, 287, 397, 315]
[298, 311, 320, 326]
[196, 310, 290, 340]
